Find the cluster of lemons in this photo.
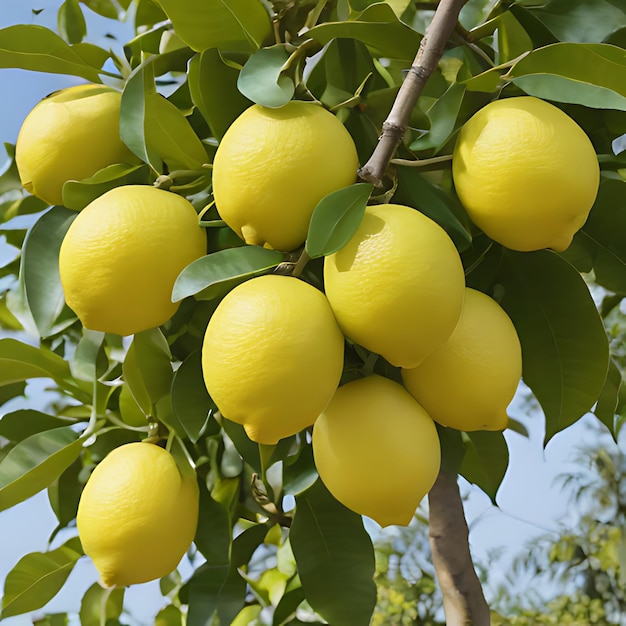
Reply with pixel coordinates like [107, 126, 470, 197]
[14, 82, 600, 585]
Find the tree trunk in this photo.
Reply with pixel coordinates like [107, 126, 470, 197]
[428, 469, 491, 625]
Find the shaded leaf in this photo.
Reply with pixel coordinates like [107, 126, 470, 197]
[70, 329, 106, 383]
[79, 583, 124, 626]
[172, 246, 284, 302]
[291, 479, 376, 626]
[0, 410, 74, 443]
[460, 430, 509, 503]
[48, 456, 82, 528]
[594, 358, 622, 438]
[58, 0, 86, 45]
[306, 184, 372, 258]
[496, 250, 610, 443]
[1, 536, 83, 618]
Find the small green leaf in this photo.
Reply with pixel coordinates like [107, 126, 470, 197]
[20, 206, 76, 338]
[48, 456, 82, 528]
[188, 48, 252, 139]
[594, 358, 622, 437]
[460, 430, 509, 503]
[79, 583, 124, 626]
[172, 246, 284, 302]
[0, 25, 104, 81]
[171, 351, 215, 443]
[58, 0, 86, 45]
[1, 536, 83, 618]
[0, 338, 71, 386]
[155, 604, 182, 626]
[0, 426, 83, 512]
[273, 584, 306, 626]
[305, 184, 372, 259]
[70, 329, 106, 383]
[291, 479, 376, 626]
[0, 410, 75, 443]
[62, 163, 150, 211]
[283, 442, 318, 496]
[237, 45, 294, 108]
[497, 250, 610, 443]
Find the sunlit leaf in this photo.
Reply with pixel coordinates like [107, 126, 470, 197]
[58, 0, 86, 45]
[238, 45, 295, 108]
[0, 410, 75, 443]
[0, 338, 71, 386]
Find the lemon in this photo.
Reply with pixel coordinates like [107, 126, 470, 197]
[16, 84, 137, 206]
[211, 101, 359, 251]
[323, 203, 465, 369]
[59, 185, 207, 336]
[201, 275, 344, 444]
[312, 375, 440, 527]
[76, 441, 199, 587]
[402, 288, 522, 432]
[452, 96, 600, 252]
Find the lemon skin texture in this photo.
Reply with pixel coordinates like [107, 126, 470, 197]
[312, 375, 441, 527]
[76, 442, 199, 588]
[16, 84, 137, 207]
[211, 101, 359, 251]
[59, 185, 207, 336]
[402, 288, 522, 432]
[323, 203, 465, 369]
[452, 96, 600, 252]
[201, 275, 344, 445]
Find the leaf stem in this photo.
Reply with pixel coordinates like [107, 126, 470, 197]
[391, 154, 453, 167]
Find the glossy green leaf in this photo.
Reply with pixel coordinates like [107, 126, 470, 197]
[594, 358, 622, 438]
[79, 583, 124, 626]
[1, 536, 83, 618]
[0, 410, 74, 443]
[460, 430, 509, 503]
[291, 479, 376, 626]
[122, 328, 173, 417]
[188, 48, 251, 139]
[273, 584, 306, 626]
[0, 426, 83, 512]
[172, 246, 284, 302]
[62, 163, 150, 211]
[237, 45, 295, 108]
[58, 0, 86, 45]
[508, 4, 558, 48]
[0, 338, 71, 386]
[307, 3, 421, 61]
[283, 442, 318, 496]
[70, 329, 106, 383]
[20, 207, 76, 338]
[496, 250, 610, 443]
[80, 0, 120, 19]
[155, 0, 272, 53]
[221, 418, 261, 474]
[506, 43, 626, 111]
[171, 351, 215, 443]
[48, 456, 82, 528]
[392, 167, 473, 251]
[560, 178, 626, 294]
[306, 184, 372, 258]
[0, 25, 104, 81]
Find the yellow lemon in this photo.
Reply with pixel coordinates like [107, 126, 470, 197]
[402, 288, 522, 432]
[76, 441, 199, 587]
[211, 101, 359, 251]
[452, 96, 600, 252]
[323, 203, 465, 369]
[16, 84, 137, 206]
[59, 185, 207, 336]
[312, 375, 440, 527]
[201, 275, 344, 444]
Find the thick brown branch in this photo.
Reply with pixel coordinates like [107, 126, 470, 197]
[357, 0, 468, 187]
[428, 469, 490, 625]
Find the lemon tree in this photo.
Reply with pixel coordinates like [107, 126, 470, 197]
[0, 1, 624, 625]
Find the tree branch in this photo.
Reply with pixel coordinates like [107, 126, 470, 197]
[357, 0, 468, 187]
[428, 469, 491, 625]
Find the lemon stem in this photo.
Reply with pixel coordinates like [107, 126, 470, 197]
[290, 249, 311, 278]
[391, 154, 453, 167]
[99, 584, 114, 626]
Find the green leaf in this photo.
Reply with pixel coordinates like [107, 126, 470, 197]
[307, 3, 421, 61]
[58, 0, 86, 45]
[392, 167, 473, 251]
[221, 418, 261, 474]
[0, 338, 71, 386]
[171, 351, 215, 443]
[122, 328, 173, 417]
[496, 250, 610, 443]
[291, 479, 376, 626]
[79, 583, 124, 626]
[48, 456, 82, 528]
[62, 163, 150, 211]
[237, 45, 295, 109]
[80, 0, 121, 19]
[460, 430, 509, 503]
[155, 604, 183, 626]
[0, 25, 104, 81]
[0, 410, 74, 443]
[0, 426, 83, 512]
[506, 43, 626, 111]
[155, 0, 272, 53]
[172, 246, 284, 302]
[188, 49, 252, 139]
[594, 358, 622, 438]
[283, 441, 318, 496]
[1, 536, 83, 618]
[305, 184, 372, 258]
[273, 584, 306, 626]
[70, 329, 106, 383]
[194, 484, 231, 564]
[20, 206, 76, 338]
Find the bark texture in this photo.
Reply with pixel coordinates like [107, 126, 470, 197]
[428, 469, 491, 625]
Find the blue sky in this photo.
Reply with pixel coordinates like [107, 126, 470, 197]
[0, 2, 614, 624]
